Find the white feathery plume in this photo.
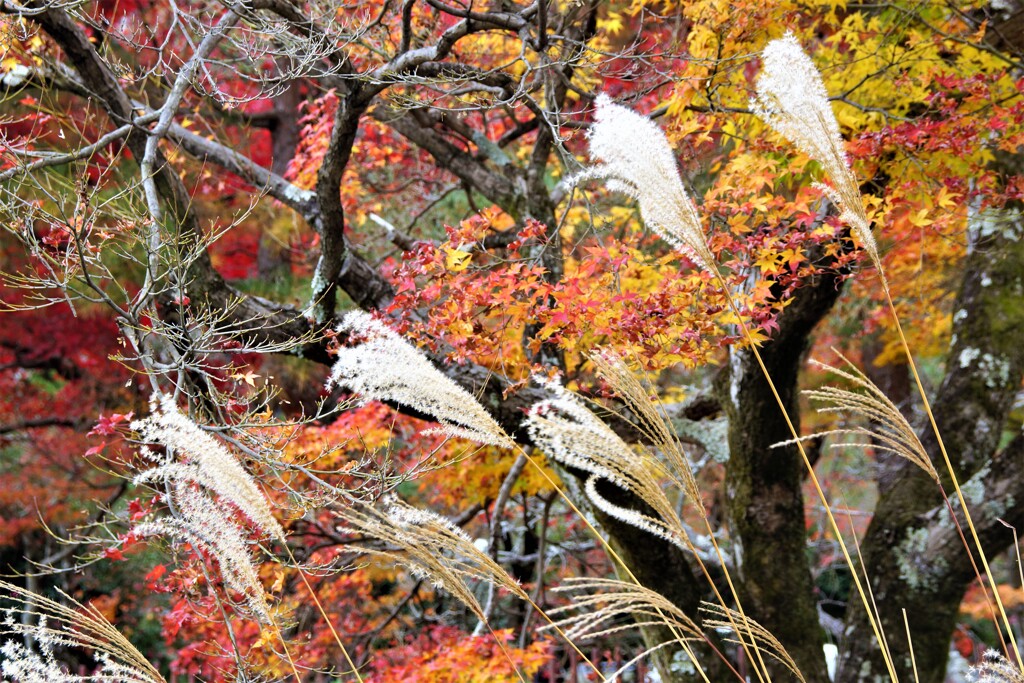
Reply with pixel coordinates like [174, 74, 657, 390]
[586, 93, 714, 271]
[526, 377, 689, 549]
[133, 482, 273, 624]
[968, 650, 1024, 682]
[751, 32, 879, 268]
[328, 311, 512, 447]
[132, 394, 284, 542]
[0, 636, 155, 683]
[525, 376, 626, 485]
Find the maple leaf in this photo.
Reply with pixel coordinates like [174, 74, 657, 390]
[754, 251, 784, 276]
[102, 546, 126, 562]
[780, 247, 803, 272]
[443, 247, 472, 272]
[231, 370, 259, 387]
[145, 563, 167, 587]
[89, 411, 134, 436]
[84, 441, 107, 457]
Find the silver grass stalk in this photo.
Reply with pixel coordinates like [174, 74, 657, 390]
[589, 349, 704, 516]
[0, 581, 165, 683]
[526, 377, 690, 549]
[775, 351, 938, 482]
[545, 577, 700, 678]
[751, 32, 879, 268]
[134, 482, 273, 624]
[586, 94, 714, 271]
[328, 311, 512, 447]
[335, 497, 527, 623]
[132, 394, 285, 542]
[701, 602, 807, 683]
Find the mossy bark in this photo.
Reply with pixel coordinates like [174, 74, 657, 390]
[717, 265, 848, 683]
[837, 214, 1024, 683]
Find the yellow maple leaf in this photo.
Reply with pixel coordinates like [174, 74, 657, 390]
[907, 208, 933, 228]
[444, 246, 472, 272]
[231, 370, 259, 387]
[935, 186, 958, 210]
[754, 251, 783, 275]
[598, 11, 624, 34]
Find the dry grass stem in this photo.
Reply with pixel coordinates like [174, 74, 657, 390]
[547, 577, 701, 641]
[0, 580, 165, 683]
[780, 350, 937, 482]
[328, 311, 512, 447]
[701, 603, 806, 683]
[589, 349, 704, 516]
[335, 497, 527, 623]
[588, 350, 780, 679]
[545, 578, 702, 678]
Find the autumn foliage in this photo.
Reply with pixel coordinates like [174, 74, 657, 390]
[1, 1, 1023, 682]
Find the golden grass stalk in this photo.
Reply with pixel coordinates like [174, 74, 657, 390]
[547, 577, 701, 642]
[902, 609, 920, 683]
[779, 350, 938, 482]
[587, 91, 892, 681]
[334, 497, 535, 683]
[545, 577, 713, 680]
[589, 349, 704, 512]
[752, 31, 1024, 672]
[0, 580, 165, 683]
[708, 262, 900, 681]
[701, 603, 806, 683]
[882, 281, 1022, 666]
[799, 350, 1010, 658]
[279, 543, 365, 683]
[588, 348, 779, 681]
[336, 496, 530, 620]
[749, 32, 1022, 669]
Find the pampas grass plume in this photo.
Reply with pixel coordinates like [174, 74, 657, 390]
[751, 32, 880, 268]
[587, 94, 714, 271]
[328, 311, 512, 447]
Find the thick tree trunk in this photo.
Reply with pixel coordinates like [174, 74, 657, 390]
[718, 265, 849, 683]
[837, 207, 1024, 683]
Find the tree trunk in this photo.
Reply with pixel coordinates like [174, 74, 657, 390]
[837, 206, 1024, 683]
[718, 264, 849, 683]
